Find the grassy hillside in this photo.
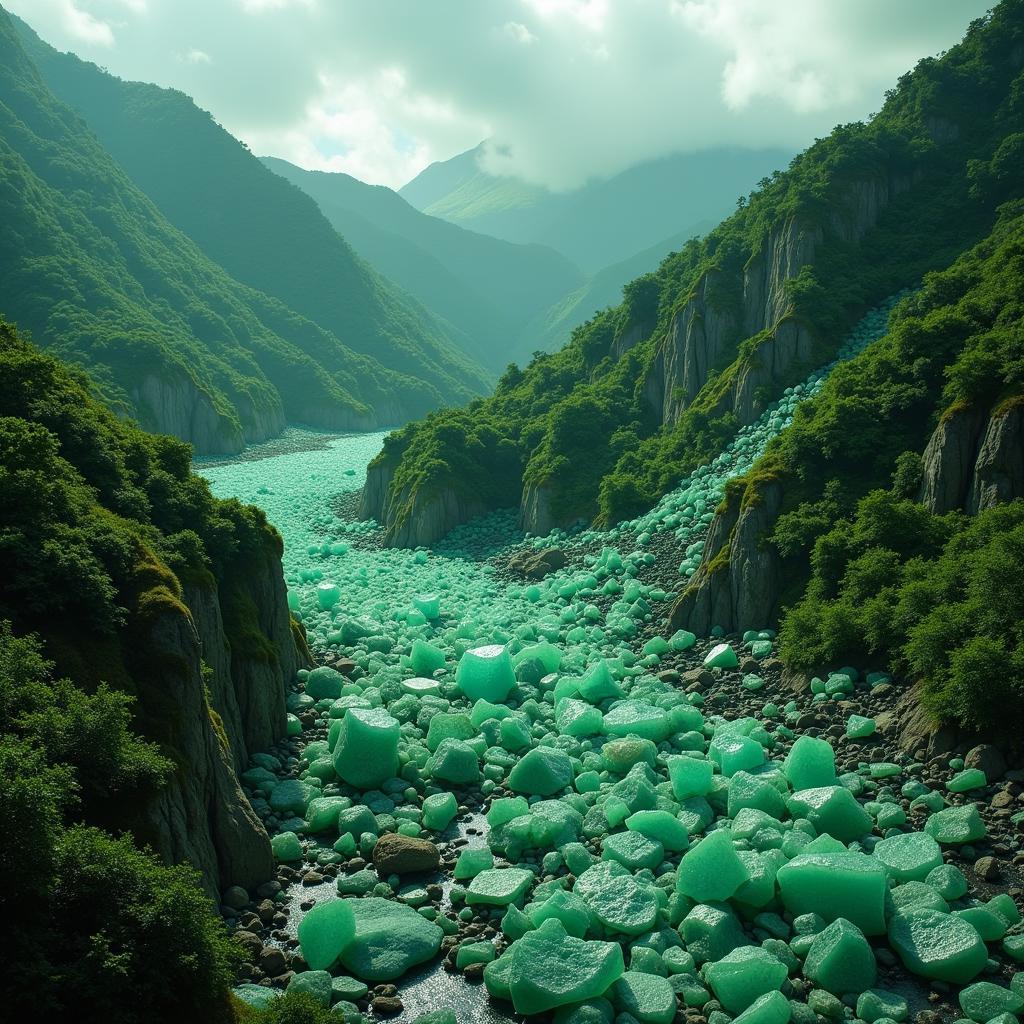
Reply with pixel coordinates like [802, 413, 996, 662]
[0, 9, 486, 453]
[375, 1, 1024, 539]
[260, 156, 582, 371]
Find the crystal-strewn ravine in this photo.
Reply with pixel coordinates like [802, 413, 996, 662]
[199, 298, 1021, 1022]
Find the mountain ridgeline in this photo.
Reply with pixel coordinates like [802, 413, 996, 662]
[0, 9, 491, 455]
[364, 1, 1024, 552]
[259, 156, 585, 371]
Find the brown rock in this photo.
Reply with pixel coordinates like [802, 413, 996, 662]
[973, 856, 1000, 881]
[232, 930, 263, 958]
[372, 832, 440, 875]
[371, 996, 404, 1016]
[258, 947, 286, 976]
[965, 744, 1006, 781]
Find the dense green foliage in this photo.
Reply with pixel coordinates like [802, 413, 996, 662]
[374, 1, 1024, 535]
[752, 201, 1024, 731]
[0, 321, 286, 1021]
[0, 629, 240, 1024]
[0, 10, 485, 453]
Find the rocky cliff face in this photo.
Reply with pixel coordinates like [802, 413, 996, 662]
[520, 480, 560, 536]
[358, 456, 396, 522]
[139, 603, 275, 896]
[383, 484, 488, 548]
[646, 175, 914, 431]
[919, 401, 1024, 514]
[131, 371, 256, 456]
[670, 480, 783, 635]
[139, 539, 307, 896]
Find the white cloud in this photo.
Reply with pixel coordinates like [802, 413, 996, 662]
[502, 21, 536, 45]
[182, 47, 211, 63]
[4, 0, 993, 190]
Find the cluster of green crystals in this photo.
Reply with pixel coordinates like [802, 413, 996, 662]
[214, 302, 1019, 1020]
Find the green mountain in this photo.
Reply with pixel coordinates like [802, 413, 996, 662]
[259, 156, 583, 371]
[366, 1, 1024, 554]
[1, 10, 489, 454]
[0, 318, 305, 1020]
[399, 143, 794, 273]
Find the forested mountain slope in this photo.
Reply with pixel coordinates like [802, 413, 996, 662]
[673, 199, 1024, 732]
[0, 9, 486, 454]
[365, 1, 1024, 550]
[260, 156, 583, 371]
[0, 320, 306, 1020]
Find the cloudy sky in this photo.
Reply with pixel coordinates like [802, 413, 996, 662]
[7, 0, 993, 190]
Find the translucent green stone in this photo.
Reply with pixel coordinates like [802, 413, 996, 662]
[574, 861, 659, 935]
[401, 676, 442, 696]
[304, 795, 349, 834]
[733, 991, 792, 1024]
[703, 642, 739, 669]
[305, 665, 344, 699]
[783, 735, 837, 790]
[856, 989, 908, 1023]
[421, 791, 458, 831]
[787, 786, 872, 842]
[924, 804, 987, 844]
[454, 847, 494, 880]
[426, 712, 476, 751]
[887, 908, 987, 983]
[611, 970, 677, 1024]
[271, 831, 302, 861]
[466, 867, 534, 906]
[947, 768, 987, 792]
[603, 701, 671, 742]
[332, 706, 400, 789]
[556, 697, 604, 737]
[297, 898, 356, 970]
[705, 945, 788, 1013]
[456, 940, 496, 969]
[873, 832, 943, 882]
[407, 641, 445, 679]
[668, 755, 714, 798]
[845, 715, 876, 739]
[625, 809, 690, 852]
[958, 982, 1024, 1023]
[427, 737, 480, 784]
[602, 830, 664, 871]
[676, 829, 750, 902]
[507, 918, 625, 1015]
[456, 644, 516, 702]
[339, 896, 443, 980]
[507, 746, 574, 796]
[286, 970, 333, 1007]
[776, 852, 888, 935]
[525, 889, 592, 938]
[802, 918, 876, 994]
[680, 903, 747, 964]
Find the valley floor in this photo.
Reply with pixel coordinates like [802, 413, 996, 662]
[196, 309, 1024, 1022]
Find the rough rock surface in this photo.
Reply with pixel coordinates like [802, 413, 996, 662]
[670, 480, 783, 635]
[372, 833, 441, 875]
[507, 546, 568, 579]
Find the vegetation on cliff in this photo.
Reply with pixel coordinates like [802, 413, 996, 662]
[0, 320, 290, 1021]
[756, 202, 1024, 731]
[369, 0, 1024, 537]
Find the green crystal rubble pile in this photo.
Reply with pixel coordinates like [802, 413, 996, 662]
[212, 302, 1019, 1019]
